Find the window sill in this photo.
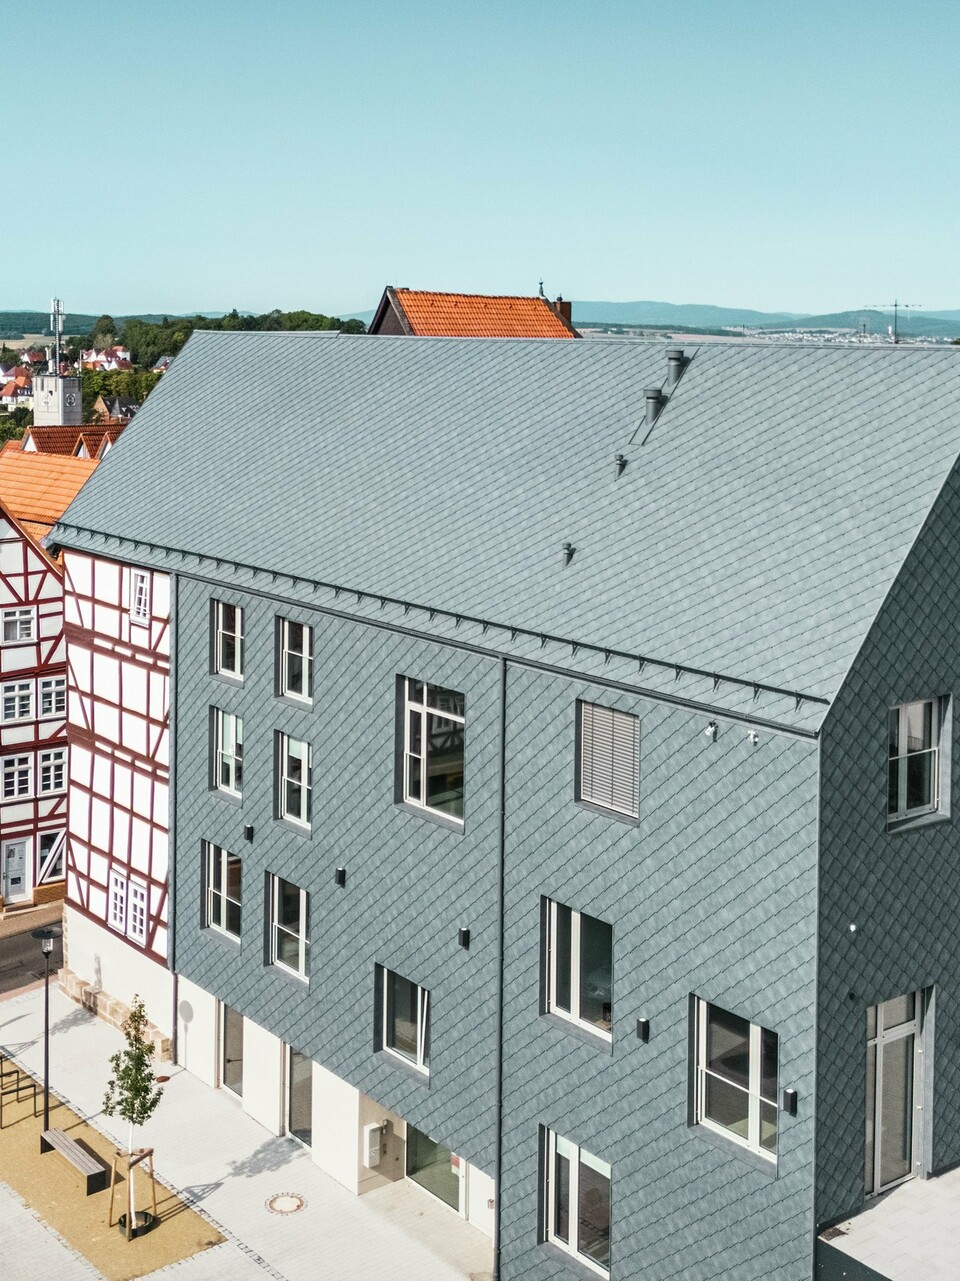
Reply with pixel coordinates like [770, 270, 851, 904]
[276, 693, 314, 713]
[887, 810, 950, 835]
[211, 787, 243, 807]
[690, 1121, 778, 1177]
[376, 1048, 431, 1086]
[204, 924, 241, 948]
[396, 801, 465, 834]
[539, 1240, 609, 1280]
[575, 797, 639, 827]
[541, 1011, 614, 1056]
[270, 960, 309, 986]
[210, 671, 244, 688]
[274, 816, 313, 839]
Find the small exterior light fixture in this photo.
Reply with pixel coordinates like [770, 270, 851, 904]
[747, 729, 760, 745]
[704, 721, 718, 741]
[562, 542, 574, 566]
[243, 824, 254, 842]
[614, 453, 627, 478]
[458, 928, 470, 950]
[334, 867, 347, 888]
[782, 1087, 798, 1116]
[636, 1018, 650, 1042]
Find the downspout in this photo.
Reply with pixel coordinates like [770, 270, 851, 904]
[168, 572, 179, 1063]
[492, 656, 507, 1281]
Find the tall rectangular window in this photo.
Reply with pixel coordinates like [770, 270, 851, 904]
[214, 709, 243, 796]
[694, 998, 778, 1162]
[127, 879, 148, 945]
[1, 608, 34, 644]
[205, 841, 242, 939]
[38, 748, 67, 794]
[543, 1130, 611, 1277]
[279, 619, 313, 702]
[39, 676, 66, 718]
[213, 602, 244, 679]
[2, 754, 32, 799]
[129, 570, 152, 625]
[278, 734, 311, 826]
[2, 681, 33, 721]
[108, 869, 127, 932]
[402, 678, 465, 821]
[544, 900, 613, 1040]
[578, 701, 639, 818]
[269, 874, 309, 979]
[37, 831, 65, 883]
[382, 968, 430, 1074]
[888, 699, 941, 821]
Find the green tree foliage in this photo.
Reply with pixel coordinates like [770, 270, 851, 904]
[103, 996, 164, 1237]
[0, 411, 28, 444]
[90, 314, 117, 347]
[81, 369, 161, 419]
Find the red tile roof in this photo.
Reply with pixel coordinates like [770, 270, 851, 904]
[387, 289, 577, 338]
[20, 423, 127, 456]
[0, 450, 98, 528]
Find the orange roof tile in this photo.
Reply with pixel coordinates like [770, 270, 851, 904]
[391, 289, 577, 338]
[0, 450, 98, 527]
[21, 425, 84, 455]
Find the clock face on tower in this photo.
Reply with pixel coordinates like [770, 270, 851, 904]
[65, 393, 77, 407]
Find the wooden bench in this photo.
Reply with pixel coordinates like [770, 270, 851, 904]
[41, 1128, 109, 1195]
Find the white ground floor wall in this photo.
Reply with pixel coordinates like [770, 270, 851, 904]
[64, 903, 174, 1033]
[175, 975, 496, 1240]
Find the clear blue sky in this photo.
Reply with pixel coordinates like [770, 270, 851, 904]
[12, 0, 960, 316]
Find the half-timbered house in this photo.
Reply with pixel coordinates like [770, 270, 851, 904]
[0, 450, 97, 908]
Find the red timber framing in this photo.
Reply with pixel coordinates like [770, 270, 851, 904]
[63, 551, 170, 963]
[0, 501, 68, 906]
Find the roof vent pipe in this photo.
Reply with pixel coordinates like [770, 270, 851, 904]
[666, 348, 684, 389]
[644, 386, 663, 428]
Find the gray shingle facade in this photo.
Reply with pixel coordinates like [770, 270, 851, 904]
[52, 332, 960, 1281]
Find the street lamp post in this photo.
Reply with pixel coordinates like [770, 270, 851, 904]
[31, 926, 60, 1145]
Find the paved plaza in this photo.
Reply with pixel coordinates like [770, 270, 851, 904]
[0, 984, 493, 1281]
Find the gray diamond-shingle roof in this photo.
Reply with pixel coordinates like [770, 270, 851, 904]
[53, 330, 960, 708]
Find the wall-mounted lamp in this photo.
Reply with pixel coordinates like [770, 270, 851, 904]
[636, 1018, 650, 1043]
[334, 867, 347, 888]
[458, 928, 471, 950]
[562, 542, 575, 566]
[747, 729, 759, 746]
[614, 453, 627, 478]
[243, 824, 254, 842]
[704, 721, 718, 741]
[782, 1087, 798, 1116]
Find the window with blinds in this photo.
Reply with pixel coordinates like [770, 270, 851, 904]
[578, 701, 639, 818]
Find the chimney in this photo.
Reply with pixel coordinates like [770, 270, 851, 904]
[552, 295, 573, 329]
[644, 386, 663, 428]
[667, 348, 685, 389]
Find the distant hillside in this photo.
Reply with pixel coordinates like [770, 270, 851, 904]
[0, 310, 231, 339]
[759, 309, 960, 338]
[572, 300, 805, 328]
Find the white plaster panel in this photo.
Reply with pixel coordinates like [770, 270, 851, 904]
[466, 1165, 496, 1239]
[94, 702, 119, 745]
[311, 1064, 362, 1193]
[241, 1018, 284, 1135]
[64, 906, 173, 1034]
[121, 710, 147, 756]
[176, 977, 218, 1087]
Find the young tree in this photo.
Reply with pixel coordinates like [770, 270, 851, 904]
[103, 996, 164, 1238]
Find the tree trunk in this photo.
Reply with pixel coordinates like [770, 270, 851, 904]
[127, 1121, 135, 1240]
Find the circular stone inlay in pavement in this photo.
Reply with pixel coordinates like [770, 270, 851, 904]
[265, 1193, 306, 1216]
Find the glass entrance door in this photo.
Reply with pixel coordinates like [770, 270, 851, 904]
[2, 840, 29, 903]
[866, 993, 923, 1195]
[221, 1004, 244, 1097]
[406, 1125, 461, 1211]
[287, 1049, 312, 1147]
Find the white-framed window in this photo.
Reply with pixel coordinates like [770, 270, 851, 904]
[543, 1130, 611, 1277]
[578, 700, 639, 818]
[108, 869, 127, 932]
[544, 899, 613, 1040]
[127, 879, 148, 945]
[279, 619, 313, 702]
[213, 601, 244, 679]
[269, 874, 309, 979]
[2, 754, 32, 799]
[381, 968, 430, 1074]
[401, 677, 465, 821]
[37, 830, 65, 883]
[2, 680, 33, 722]
[39, 676, 66, 718]
[205, 841, 241, 939]
[694, 998, 778, 1162]
[278, 733, 311, 826]
[888, 699, 941, 821]
[129, 569, 152, 625]
[214, 709, 243, 796]
[38, 748, 67, 794]
[1, 607, 34, 644]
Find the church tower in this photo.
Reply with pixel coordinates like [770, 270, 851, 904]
[33, 298, 81, 427]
